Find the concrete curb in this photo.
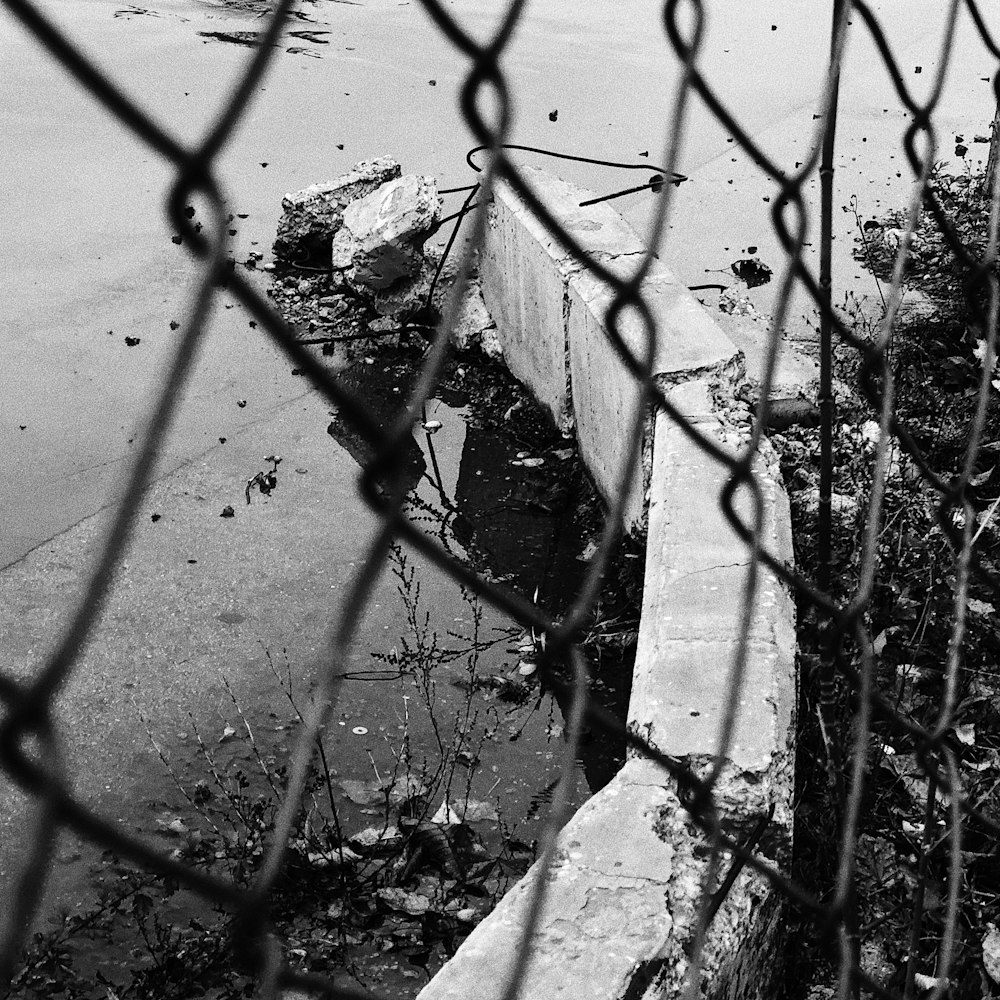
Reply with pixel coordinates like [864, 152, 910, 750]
[419, 170, 797, 1000]
[478, 166, 738, 530]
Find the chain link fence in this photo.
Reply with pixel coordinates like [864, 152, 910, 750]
[1, 0, 999, 998]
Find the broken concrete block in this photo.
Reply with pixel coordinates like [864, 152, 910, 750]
[273, 157, 401, 265]
[370, 256, 436, 324]
[333, 174, 442, 291]
[449, 279, 496, 351]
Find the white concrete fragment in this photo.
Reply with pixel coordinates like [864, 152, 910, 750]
[449, 278, 496, 351]
[273, 157, 401, 263]
[333, 174, 442, 291]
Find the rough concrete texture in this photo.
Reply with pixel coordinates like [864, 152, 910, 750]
[481, 167, 738, 524]
[419, 760, 699, 1000]
[273, 157, 401, 264]
[569, 264, 739, 528]
[448, 278, 497, 352]
[631, 382, 796, 817]
[424, 172, 796, 1000]
[420, 758, 788, 1000]
[480, 173, 578, 432]
[332, 173, 442, 291]
[714, 306, 819, 400]
[628, 382, 796, 998]
[712, 304, 823, 433]
[370, 255, 437, 322]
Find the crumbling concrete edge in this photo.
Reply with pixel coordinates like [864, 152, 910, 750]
[419, 169, 797, 1000]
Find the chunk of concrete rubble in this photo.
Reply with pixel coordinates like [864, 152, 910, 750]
[480, 326, 504, 360]
[449, 279, 496, 351]
[272, 157, 401, 265]
[370, 256, 437, 324]
[713, 293, 824, 429]
[332, 174, 442, 291]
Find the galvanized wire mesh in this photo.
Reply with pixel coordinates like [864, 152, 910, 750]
[1, 1, 999, 998]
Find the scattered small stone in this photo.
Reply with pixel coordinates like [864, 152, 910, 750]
[220, 506, 234, 518]
[151, 514, 161, 522]
[367, 316, 397, 333]
[124, 336, 140, 346]
[169, 320, 180, 330]
[237, 399, 247, 407]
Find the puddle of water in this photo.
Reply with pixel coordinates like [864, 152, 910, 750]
[325, 348, 633, 796]
[5, 337, 634, 994]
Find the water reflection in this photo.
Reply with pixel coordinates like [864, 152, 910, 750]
[324, 348, 630, 795]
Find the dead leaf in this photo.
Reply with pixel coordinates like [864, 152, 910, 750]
[339, 779, 384, 805]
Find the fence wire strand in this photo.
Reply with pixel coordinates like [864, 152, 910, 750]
[2, 0, 1000, 998]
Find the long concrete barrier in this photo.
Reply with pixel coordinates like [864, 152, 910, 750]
[419, 168, 796, 1000]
